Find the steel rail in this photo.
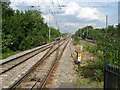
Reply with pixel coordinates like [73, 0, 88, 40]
[0, 40, 63, 75]
[30, 42, 60, 90]
[40, 40, 69, 89]
[0, 44, 53, 74]
[29, 40, 69, 89]
[1, 42, 55, 65]
[8, 40, 65, 90]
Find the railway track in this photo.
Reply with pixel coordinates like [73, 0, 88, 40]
[0, 41, 62, 75]
[8, 40, 69, 89]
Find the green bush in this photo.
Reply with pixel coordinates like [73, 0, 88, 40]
[72, 36, 80, 45]
[74, 24, 119, 82]
[2, 4, 60, 58]
[94, 69, 104, 81]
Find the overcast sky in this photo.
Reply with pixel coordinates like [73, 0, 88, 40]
[10, 0, 119, 34]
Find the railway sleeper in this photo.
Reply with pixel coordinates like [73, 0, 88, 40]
[30, 78, 43, 82]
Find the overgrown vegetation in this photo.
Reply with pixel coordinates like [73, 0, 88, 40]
[73, 25, 119, 82]
[72, 35, 80, 45]
[2, 4, 60, 58]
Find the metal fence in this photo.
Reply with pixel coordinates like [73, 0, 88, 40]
[104, 62, 120, 89]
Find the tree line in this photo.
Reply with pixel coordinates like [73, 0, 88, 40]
[75, 25, 119, 66]
[74, 24, 119, 81]
[2, 4, 60, 55]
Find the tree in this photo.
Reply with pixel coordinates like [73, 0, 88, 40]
[2, 5, 60, 53]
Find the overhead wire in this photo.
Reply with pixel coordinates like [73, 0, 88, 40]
[12, 0, 63, 31]
[50, 0, 62, 30]
[50, 0, 58, 29]
[55, 0, 65, 31]
[42, 0, 61, 29]
[41, 0, 55, 16]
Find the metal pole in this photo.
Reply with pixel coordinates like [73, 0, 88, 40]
[86, 25, 88, 39]
[49, 15, 51, 42]
[106, 15, 108, 31]
[0, 1, 2, 60]
[118, 1, 120, 24]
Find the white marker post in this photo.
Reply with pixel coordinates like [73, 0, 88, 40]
[79, 46, 83, 52]
[77, 45, 83, 69]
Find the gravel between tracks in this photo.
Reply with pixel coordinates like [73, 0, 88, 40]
[1, 49, 49, 89]
[15, 44, 60, 88]
[46, 40, 78, 88]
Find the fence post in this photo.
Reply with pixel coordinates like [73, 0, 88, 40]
[104, 62, 109, 90]
[104, 62, 120, 89]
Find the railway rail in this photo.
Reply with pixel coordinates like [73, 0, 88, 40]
[0, 41, 63, 75]
[8, 40, 69, 89]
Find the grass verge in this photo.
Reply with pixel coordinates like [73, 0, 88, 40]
[72, 39, 104, 88]
[2, 50, 21, 59]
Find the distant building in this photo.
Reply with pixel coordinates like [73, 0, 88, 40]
[118, 1, 120, 24]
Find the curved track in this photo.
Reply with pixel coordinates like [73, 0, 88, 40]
[0, 41, 61, 74]
[8, 40, 69, 89]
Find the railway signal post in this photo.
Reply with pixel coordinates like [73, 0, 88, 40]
[75, 45, 83, 70]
